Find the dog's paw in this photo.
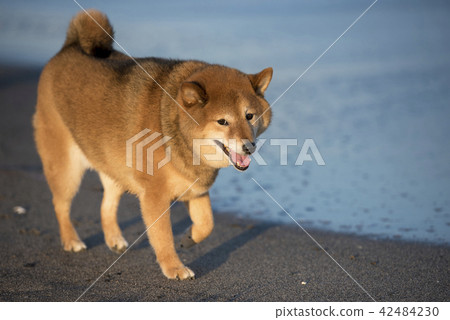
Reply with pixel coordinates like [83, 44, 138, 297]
[162, 265, 195, 280]
[106, 235, 128, 254]
[63, 239, 87, 252]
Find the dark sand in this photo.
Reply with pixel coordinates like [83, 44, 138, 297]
[0, 65, 449, 301]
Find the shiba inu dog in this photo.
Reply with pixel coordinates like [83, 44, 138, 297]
[33, 9, 273, 280]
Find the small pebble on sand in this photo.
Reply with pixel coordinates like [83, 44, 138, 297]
[13, 206, 26, 215]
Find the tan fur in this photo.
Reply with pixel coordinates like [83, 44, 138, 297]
[33, 9, 273, 280]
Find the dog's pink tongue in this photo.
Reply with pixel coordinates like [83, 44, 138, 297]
[230, 150, 251, 168]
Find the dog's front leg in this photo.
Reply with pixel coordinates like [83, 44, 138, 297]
[140, 192, 194, 280]
[180, 192, 214, 249]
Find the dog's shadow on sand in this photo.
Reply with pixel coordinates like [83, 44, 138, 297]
[188, 222, 273, 279]
[133, 212, 273, 278]
[83, 204, 274, 279]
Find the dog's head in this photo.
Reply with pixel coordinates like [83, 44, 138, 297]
[176, 65, 273, 171]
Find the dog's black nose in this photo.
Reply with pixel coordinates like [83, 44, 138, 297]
[242, 141, 256, 155]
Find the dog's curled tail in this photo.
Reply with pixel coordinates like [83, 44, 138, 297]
[63, 9, 114, 57]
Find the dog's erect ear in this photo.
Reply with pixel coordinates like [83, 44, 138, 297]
[180, 81, 208, 107]
[248, 67, 273, 96]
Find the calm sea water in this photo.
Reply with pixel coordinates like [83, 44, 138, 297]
[1, 0, 449, 244]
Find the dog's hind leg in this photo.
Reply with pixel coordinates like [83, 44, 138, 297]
[99, 172, 128, 253]
[33, 107, 88, 252]
[180, 193, 214, 249]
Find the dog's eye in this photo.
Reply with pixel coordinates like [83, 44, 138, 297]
[246, 113, 254, 121]
[217, 119, 229, 126]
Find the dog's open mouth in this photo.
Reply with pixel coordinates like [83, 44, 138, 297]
[214, 140, 251, 171]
